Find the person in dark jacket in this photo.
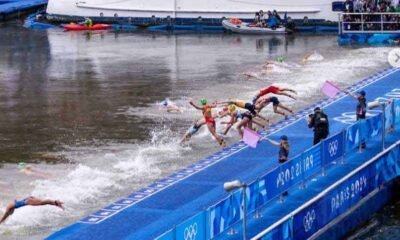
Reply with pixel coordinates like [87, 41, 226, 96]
[308, 107, 329, 145]
[347, 90, 367, 148]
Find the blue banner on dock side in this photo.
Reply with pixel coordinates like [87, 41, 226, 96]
[394, 100, 400, 124]
[365, 113, 382, 139]
[208, 191, 241, 238]
[176, 212, 206, 240]
[345, 121, 360, 152]
[323, 131, 344, 165]
[302, 143, 322, 179]
[375, 146, 400, 185]
[293, 166, 374, 240]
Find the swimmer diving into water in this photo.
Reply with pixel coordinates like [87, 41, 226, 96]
[253, 85, 297, 103]
[0, 196, 64, 224]
[222, 105, 267, 136]
[217, 99, 269, 122]
[160, 98, 183, 113]
[189, 99, 226, 147]
[256, 96, 294, 118]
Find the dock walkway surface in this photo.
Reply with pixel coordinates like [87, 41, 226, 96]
[0, 0, 46, 17]
[47, 67, 400, 240]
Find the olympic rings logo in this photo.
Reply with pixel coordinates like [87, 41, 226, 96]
[184, 223, 198, 240]
[303, 210, 316, 232]
[328, 140, 339, 157]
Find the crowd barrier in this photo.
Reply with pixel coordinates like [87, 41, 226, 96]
[157, 99, 399, 240]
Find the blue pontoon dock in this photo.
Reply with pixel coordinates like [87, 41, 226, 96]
[0, 0, 47, 21]
[47, 67, 400, 240]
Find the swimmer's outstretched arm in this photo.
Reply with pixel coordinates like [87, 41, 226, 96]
[189, 101, 204, 110]
[209, 101, 218, 108]
[343, 90, 358, 100]
[264, 137, 279, 146]
[0, 204, 14, 224]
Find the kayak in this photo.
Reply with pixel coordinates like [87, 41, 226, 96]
[222, 19, 287, 34]
[63, 24, 112, 31]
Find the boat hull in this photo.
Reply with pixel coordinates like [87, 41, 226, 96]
[63, 24, 112, 31]
[222, 19, 287, 34]
[46, 0, 341, 24]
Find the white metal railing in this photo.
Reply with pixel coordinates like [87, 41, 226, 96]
[251, 140, 400, 240]
[338, 12, 400, 34]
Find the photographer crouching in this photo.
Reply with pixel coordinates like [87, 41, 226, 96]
[308, 107, 329, 145]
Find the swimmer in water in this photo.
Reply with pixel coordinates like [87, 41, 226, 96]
[160, 98, 183, 113]
[179, 118, 206, 144]
[18, 162, 49, 178]
[217, 99, 270, 123]
[253, 85, 297, 103]
[0, 196, 64, 224]
[190, 98, 226, 147]
[256, 96, 294, 118]
[222, 105, 267, 135]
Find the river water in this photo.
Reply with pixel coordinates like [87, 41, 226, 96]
[0, 21, 395, 239]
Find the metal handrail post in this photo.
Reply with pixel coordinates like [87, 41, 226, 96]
[381, 14, 383, 32]
[227, 193, 238, 235]
[341, 129, 346, 164]
[278, 163, 284, 203]
[299, 151, 306, 189]
[321, 139, 326, 176]
[382, 104, 386, 150]
[392, 100, 396, 131]
[242, 184, 247, 240]
[361, 14, 364, 32]
[254, 177, 262, 219]
[358, 121, 363, 153]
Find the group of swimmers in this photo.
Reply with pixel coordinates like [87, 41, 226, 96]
[180, 85, 297, 147]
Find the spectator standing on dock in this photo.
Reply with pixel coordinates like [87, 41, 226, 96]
[265, 135, 290, 196]
[308, 107, 329, 145]
[347, 90, 367, 148]
[265, 135, 290, 163]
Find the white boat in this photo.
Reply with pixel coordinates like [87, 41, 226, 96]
[222, 19, 287, 34]
[46, 0, 342, 24]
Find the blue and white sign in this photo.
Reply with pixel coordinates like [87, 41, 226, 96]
[323, 131, 344, 165]
[176, 212, 206, 240]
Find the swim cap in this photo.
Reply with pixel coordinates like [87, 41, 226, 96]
[314, 107, 321, 112]
[18, 162, 27, 169]
[358, 90, 366, 96]
[222, 106, 228, 111]
[280, 135, 288, 141]
[200, 98, 207, 105]
[229, 104, 236, 112]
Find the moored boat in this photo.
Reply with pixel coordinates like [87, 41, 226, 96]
[222, 19, 287, 34]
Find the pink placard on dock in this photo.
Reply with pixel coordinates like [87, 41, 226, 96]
[243, 127, 261, 148]
[321, 80, 341, 98]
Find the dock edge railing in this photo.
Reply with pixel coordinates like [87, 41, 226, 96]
[338, 12, 400, 34]
[252, 135, 400, 240]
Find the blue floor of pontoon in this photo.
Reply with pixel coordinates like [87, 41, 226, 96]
[47, 68, 400, 240]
